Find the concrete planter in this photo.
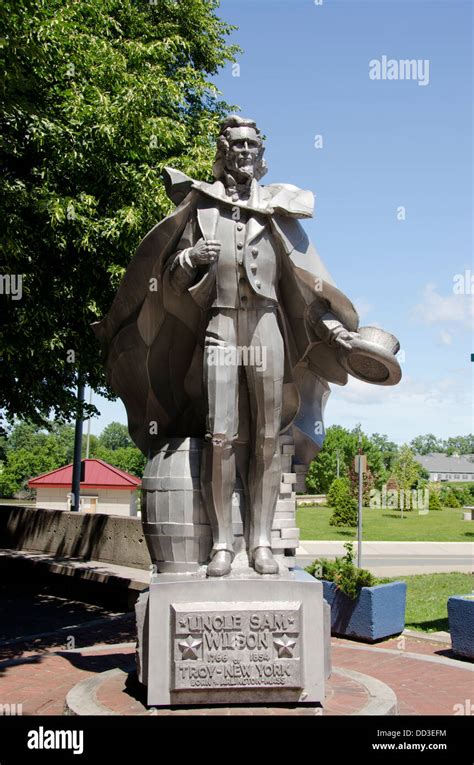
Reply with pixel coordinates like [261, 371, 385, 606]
[322, 580, 407, 642]
[448, 595, 474, 659]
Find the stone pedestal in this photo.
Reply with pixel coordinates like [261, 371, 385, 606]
[136, 561, 328, 706]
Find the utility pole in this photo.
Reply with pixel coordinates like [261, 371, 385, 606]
[357, 432, 364, 568]
[71, 378, 85, 512]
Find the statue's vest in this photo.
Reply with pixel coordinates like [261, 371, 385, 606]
[211, 205, 279, 309]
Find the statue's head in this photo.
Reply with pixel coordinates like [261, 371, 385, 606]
[212, 115, 267, 183]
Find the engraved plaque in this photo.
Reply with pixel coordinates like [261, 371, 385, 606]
[171, 601, 302, 691]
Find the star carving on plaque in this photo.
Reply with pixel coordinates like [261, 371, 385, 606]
[178, 635, 203, 660]
[273, 634, 297, 658]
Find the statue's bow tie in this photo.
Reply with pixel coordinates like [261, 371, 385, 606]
[226, 184, 251, 197]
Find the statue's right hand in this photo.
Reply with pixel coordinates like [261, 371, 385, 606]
[189, 238, 221, 266]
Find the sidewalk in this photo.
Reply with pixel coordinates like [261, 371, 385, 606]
[296, 541, 473, 575]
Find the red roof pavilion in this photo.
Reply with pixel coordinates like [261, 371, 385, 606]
[28, 459, 141, 491]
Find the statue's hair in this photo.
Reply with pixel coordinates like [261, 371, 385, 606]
[212, 115, 267, 181]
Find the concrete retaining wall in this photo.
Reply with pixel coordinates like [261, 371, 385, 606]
[0, 506, 151, 570]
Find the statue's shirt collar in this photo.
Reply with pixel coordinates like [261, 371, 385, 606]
[191, 178, 314, 220]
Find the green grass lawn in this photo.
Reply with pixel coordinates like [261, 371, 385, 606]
[297, 505, 474, 542]
[396, 573, 473, 632]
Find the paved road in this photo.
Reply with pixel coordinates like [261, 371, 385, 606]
[295, 541, 473, 576]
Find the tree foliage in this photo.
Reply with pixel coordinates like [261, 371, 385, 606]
[91, 445, 146, 477]
[329, 480, 358, 528]
[305, 425, 388, 494]
[348, 462, 375, 506]
[440, 488, 461, 508]
[0, 420, 76, 495]
[0, 0, 238, 424]
[428, 490, 443, 511]
[410, 433, 474, 455]
[98, 421, 132, 451]
[392, 444, 423, 494]
[0, 418, 144, 495]
[327, 477, 350, 508]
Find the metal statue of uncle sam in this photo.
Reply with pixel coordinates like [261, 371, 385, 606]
[93, 115, 401, 578]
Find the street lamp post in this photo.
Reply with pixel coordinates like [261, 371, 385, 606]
[71, 379, 85, 512]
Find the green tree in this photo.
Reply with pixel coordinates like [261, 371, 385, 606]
[428, 490, 443, 511]
[4, 421, 48, 453]
[329, 481, 358, 528]
[0, 418, 9, 462]
[92, 445, 146, 477]
[410, 434, 444, 455]
[440, 487, 461, 508]
[1, 0, 238, 426]
[392, 444, 423, 515]
[98, 422, 132, 451]
[393, 445, 422, 491]
[370, 433, 398, 472]
[305, 425, 388, 494]
[450, 485, 472, 505]
[327, 477, 351, 507]
[306, 426, 355, 493]
[0, 437, 70, 496]
[444, 435, 474, 455]
[0, 419, 91, 496]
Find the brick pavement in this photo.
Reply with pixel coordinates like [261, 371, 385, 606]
[332, 635, 473, 716]
[0, 617, 471, 716]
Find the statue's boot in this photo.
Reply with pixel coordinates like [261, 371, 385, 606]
[207, 550, 233, 577]
[201, 437, 236, 576]
[248, 444, 281, 573]
[253, 546, 279, 575]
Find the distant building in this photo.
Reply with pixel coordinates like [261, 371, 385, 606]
[28, 459, 141, 516]
[414, 453, 474, 483]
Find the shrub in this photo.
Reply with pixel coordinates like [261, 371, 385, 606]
[441, 488, 461, 508]
[327, 477, 350, 507]
[329, 480, 358, 527]
[306, 542, 378, 599]
[428, 490, 443, 511]
[451, 485, 472, 505]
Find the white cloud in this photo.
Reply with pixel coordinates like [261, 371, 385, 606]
[438, 330, 453, 345]
[325, 373, 472, 442]
[412, 283, 473, 329]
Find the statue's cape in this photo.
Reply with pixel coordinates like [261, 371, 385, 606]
[93, 169, 359, 462]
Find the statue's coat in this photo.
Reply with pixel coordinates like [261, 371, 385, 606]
[92, 170, 359, 462]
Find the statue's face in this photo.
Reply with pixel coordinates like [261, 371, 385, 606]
[225, 127, 261, 181]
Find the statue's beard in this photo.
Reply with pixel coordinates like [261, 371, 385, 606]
[225, 161, 255, 186]
[237, 163, 254, 178]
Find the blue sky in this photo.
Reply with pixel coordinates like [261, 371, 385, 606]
[93, 0, 473, 444]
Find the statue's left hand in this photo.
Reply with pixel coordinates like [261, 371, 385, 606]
[331, 328, 357, 351]
[314, 311, 357, 350]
